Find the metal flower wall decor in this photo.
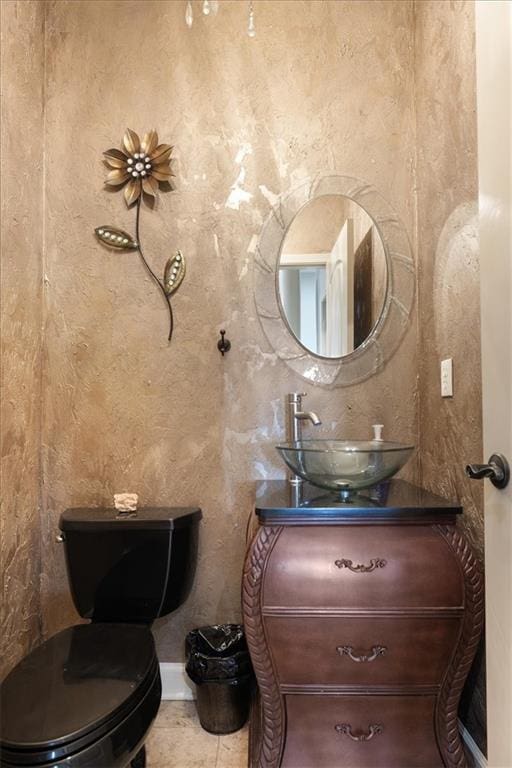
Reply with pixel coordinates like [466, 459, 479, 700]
[94, 129, 184, 341]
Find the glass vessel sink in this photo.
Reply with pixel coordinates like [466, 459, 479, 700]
[276, 440, 414, 499]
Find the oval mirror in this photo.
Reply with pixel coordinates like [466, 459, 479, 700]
[277, 195, 387, 359]
[254, 175, 415, 388]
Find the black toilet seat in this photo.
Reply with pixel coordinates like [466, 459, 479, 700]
[0, 623, 160, 767]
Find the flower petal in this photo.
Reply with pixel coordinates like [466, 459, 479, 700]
[150, 144, 173, 162]
[106, 169, 129, 186]
[141, 130, 158, 155]
[152, 160, 172, 175]
[103, 148, 128, 168]
[151, 168, 173, 182]
[123, 128, 141, 156]
[124, 178, 142, 207]
[142, 175, 159, 196]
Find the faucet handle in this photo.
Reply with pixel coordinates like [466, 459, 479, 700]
[288, 392, 307, 403]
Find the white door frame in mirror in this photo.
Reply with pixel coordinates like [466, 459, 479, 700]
[254, 175, 415, 387]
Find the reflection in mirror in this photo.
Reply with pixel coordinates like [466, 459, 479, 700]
[277, 195, 387, 358]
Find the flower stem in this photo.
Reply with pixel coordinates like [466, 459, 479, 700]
[135, 198, 173, 341]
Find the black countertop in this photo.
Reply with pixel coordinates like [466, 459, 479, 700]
[254, 480, 461, 524]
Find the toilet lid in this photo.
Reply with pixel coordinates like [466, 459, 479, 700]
[0, 623, 157, 751]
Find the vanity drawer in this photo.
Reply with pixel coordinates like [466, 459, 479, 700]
[281, 694, 442, 768]
[265, 615, 461, 687]
[263, 526, 463, 609]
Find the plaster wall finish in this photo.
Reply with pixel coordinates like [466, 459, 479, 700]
[0, 0, 45, 680]
[40, 0, 418, 661]
[413, 0, 485, 752]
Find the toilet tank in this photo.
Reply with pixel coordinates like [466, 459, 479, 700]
[59, 507, 201, 624]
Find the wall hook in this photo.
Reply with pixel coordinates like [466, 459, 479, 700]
[217, 329, 231, 356]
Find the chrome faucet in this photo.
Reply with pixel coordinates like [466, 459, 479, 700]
[286, 393, 321, 484]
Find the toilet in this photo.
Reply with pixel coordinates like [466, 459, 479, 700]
[0, 506, 201, 768]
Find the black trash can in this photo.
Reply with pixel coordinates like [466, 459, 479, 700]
[185, 624, 254, 734]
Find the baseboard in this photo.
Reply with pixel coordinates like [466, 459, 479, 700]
[159, 662, 196, 700]
[459, 720, 487, 768]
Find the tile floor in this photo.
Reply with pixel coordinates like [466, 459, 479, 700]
[146, 701, 249, 768]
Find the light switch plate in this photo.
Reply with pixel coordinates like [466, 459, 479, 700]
[441, 358, 453, 397]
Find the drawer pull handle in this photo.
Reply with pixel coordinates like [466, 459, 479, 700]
[336, 645, 387, 663]
[335, 723, 383, 742]
[334, 558, 387, 573]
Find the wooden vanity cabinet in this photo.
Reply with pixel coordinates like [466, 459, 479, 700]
[242, 481, 483, 768]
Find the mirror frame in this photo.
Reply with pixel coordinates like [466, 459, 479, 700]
[254, 175, 415, 388]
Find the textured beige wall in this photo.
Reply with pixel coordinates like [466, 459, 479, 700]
[40, 0, 418, 660]
[414, 0, 485, 752]
[0, 0, 45, 680]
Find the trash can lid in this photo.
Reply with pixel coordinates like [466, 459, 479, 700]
[192, 625, 245, 655]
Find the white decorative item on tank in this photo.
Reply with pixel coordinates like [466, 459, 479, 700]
[114, 493, 139, 512]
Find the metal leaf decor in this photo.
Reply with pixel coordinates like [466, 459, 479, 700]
[164, 251, 186, 296]
[95, 226, 138, 250]
[94, 129, 184, 342]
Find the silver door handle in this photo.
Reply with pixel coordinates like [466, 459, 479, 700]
[465, 453, 510, 489]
